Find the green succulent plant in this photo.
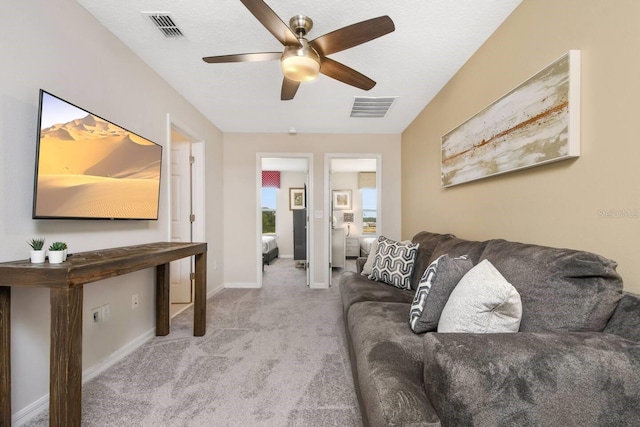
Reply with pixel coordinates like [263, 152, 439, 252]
[49, 241, 66, 251]
[28, 238, 45, 251]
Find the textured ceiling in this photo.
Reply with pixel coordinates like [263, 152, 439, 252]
[75, 0, 521, 134]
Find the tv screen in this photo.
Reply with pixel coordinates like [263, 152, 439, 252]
[32, 90, 162, 220]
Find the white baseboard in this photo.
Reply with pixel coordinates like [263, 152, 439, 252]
[12, 394, 48, 427]
[13, 327, 156, 426]
[82, 329, 156, 382]
[279, 254, 293, 259]
[224, 282, 260, 289]
[207, 284, 225, 299]
[310, 282, 329, 289]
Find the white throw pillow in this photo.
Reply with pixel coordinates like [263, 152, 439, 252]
[360, 238, 379, 276]
[438, 259, 522, 333]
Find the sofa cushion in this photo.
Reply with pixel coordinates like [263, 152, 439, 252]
[348, 301, 440, 426]
[438, 259, 522, 333]
[409, 231, 457, 290]
[369, 237, 419, 290]
[339, 271, 414, 318]
[409, 254, 474, 333]
[428, 236, 488, 265]
[423, 332, 640, 427]
[480, 239, 623, 332]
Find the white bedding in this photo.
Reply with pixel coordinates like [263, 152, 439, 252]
[262, 235, 278, 253]
[360, 237, 377, 255]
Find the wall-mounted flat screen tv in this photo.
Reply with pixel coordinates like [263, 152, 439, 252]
[33, 90, 162, 220]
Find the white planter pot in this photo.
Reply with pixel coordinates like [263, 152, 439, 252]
[30, 250, 46, 264]
[48, 250, 64, 264]
[63, 248, 68, 261]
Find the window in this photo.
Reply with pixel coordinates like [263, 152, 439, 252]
[262, 187, 277, 234]
[361, 188, 377, 234]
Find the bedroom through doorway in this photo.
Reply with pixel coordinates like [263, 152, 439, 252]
[326, 155, 381, 287]
[258, 155, 312, 288]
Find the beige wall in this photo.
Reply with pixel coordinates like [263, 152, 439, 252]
[223, 133, 401, 287]
[402, 0, 640, 293]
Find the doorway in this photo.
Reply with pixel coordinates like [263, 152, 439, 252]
[257, 154, 313, 288]
[168, 120, 205, 317]
[326, 154, 381, 287]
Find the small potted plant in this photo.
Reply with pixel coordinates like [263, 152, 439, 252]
[28, 238, 46, 263]
[48, 241, 66, 264]
[60, 241, 68, 261]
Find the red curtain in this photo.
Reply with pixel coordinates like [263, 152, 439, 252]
[262, 171, 281, 188]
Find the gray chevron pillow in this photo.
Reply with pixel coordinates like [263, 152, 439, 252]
[369, 236, 419, 290]
[409, 254, 473, 333]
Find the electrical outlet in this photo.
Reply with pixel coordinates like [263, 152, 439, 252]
[101, 304, 110, 321]
[132, 294, 139, 309]
[92, 308, 100, 323]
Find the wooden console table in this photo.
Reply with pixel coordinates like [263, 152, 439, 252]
[0, 242, 207, 426]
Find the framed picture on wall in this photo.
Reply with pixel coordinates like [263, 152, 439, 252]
[332, 190, 352, 210]
[289, 187, 305, 210]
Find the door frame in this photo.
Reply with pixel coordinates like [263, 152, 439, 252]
[325, 153, 382, 287]
[256, 153, 313, 288]
[170, 138, 193, 303]
[166, 115, 206, 301]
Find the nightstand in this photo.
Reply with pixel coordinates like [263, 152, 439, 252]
[346, 237, 360, 258]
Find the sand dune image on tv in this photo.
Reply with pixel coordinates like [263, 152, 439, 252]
[34, 104, 162, 220]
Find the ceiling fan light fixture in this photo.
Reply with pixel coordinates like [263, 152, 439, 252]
[281, 40, 320, 82]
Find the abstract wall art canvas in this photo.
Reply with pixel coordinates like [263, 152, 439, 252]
[441, 50, 580, 187]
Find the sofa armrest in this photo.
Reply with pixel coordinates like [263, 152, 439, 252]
[356, 257, 367, 274]
[604, 292, 640, 342]
[423, 332, 640, 427]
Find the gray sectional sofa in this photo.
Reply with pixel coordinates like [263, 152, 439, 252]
[339, 231, 640, 426]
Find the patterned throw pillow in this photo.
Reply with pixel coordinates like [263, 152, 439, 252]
[409, 254, 473, 333]
[369, 236, 419, 290]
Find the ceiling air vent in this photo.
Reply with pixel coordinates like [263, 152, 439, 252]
[144, 12, 184, 38]
[350, 96, 397, 118]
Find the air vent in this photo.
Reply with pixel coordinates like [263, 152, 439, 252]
[350, 96, 397, 118]
[144, 12, 184, 38]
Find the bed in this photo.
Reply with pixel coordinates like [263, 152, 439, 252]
[262, 235, 279, 266]
[360, 236, 378, 257]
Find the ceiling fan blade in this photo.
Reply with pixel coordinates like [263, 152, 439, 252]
[203, 52, 282, 63]
[240, 0, 300, 47]
[281, 77, 300, 100]
[310, 16, 394, 56]
[320, 58, 376, 91]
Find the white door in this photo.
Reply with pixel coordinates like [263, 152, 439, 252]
[170, 140, 193, 303]
[329, 173, 334, 287]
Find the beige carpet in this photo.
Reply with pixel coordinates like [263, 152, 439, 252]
[25, 262, 362, 426]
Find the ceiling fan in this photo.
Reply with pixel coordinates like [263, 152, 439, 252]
[202, 0, 395, 100]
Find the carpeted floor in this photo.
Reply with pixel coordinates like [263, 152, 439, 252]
[262, 256, 356, 287]
[25, 259, 362, 426]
